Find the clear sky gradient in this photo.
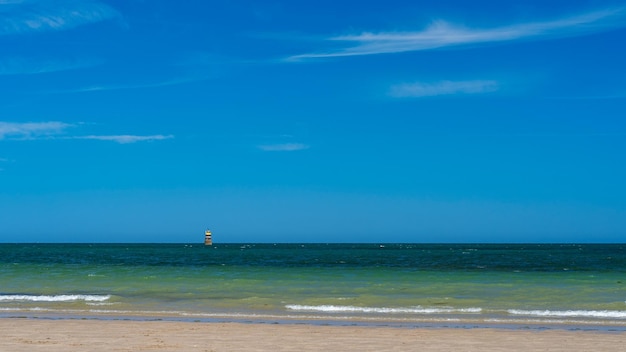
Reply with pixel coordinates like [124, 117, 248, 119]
[1, 0, 626, 243]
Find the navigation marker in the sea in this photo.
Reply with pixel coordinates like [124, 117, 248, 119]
[204, 229, 213, 246]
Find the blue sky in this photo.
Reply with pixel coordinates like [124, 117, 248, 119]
[1, 0, 626, 243]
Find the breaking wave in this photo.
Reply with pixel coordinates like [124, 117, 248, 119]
[508, 309, 626, 319]
[0, 294, 111, 302]
[285, 305, 482, 314]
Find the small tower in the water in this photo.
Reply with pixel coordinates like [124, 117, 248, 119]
[204, 229, 212, 246]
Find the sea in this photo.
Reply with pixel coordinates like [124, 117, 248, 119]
[1, 243, 625, 331]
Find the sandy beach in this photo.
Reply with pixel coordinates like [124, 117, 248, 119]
[1, 319, 624, 352]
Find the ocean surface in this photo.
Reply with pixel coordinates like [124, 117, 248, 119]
[1, 243, 625, 330]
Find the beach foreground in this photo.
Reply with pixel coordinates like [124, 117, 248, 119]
[1, 319, 624, 352]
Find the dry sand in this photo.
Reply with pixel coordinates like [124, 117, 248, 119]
[1, 319, 624, 352]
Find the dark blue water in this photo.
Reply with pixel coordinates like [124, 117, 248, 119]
[2, 243, 624, 270]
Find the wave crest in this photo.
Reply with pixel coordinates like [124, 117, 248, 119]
[508, 309, 626, 319]
[0, 294, 111, 302]
[285, 304, 482, 314]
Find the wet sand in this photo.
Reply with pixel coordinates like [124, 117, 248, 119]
[1, 319, 624, 352]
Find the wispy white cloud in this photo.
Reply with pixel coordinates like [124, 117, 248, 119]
[35, 52, 225, 94]
[76, 134, 174, 144]
[288, 8, 625, 60]
[63, 77, 202, 93]
[0, 121, 73, 139]
[0, 0, 120, 36]
[258, 143, 310, 152]
[0, 121, 173, 143]
[389, 80, 498, 97]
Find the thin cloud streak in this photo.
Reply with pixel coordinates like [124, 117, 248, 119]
[0, 0, 120, 36]
[0, 121, 173, 144]
[0, 121, 73, 139]
[389, 80, 498, 97]
[0, 57, 102, 75]
[76, 135, 175, 144]
[288, 8, 625, 60]
[258, 143, 310, 151]
[54, 75, 213, 94]
[40, 53, 223, 94]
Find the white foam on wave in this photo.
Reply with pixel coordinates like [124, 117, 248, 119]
[86, 302, 118, 306]
[0, 294, 111, 302]
[285, 305, 482, 314]
[508, 309, 626, 319]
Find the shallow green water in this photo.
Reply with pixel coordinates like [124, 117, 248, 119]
[1, 243, 625, 328]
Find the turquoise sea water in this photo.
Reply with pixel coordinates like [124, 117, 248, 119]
[1, 243, 625, 330]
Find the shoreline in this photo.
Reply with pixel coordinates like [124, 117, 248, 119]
[3, 311, 626, 333]
[2, 318, 625, 352]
